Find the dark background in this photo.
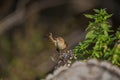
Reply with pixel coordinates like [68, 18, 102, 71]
[0, 0, 120, 80]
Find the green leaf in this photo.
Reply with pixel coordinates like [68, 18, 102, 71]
[104, 14, 113, 19]
[101, 23, 109, 31]
[86, 30, 95, 39]
[93, 9, 100, 13]
[84, 14, 93, 19]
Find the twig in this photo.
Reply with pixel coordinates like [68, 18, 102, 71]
[0, 9, 26, 34]
[0, 0, 66, 35]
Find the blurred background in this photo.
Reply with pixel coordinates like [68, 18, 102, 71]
[0, 0, 120, 80]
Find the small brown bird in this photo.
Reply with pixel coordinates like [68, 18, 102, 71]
[48, 33, 67, 53]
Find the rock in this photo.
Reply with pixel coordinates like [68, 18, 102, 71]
[46, 59, 120, 80]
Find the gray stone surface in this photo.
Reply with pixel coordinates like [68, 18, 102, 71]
[46, 59, 120, 80]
